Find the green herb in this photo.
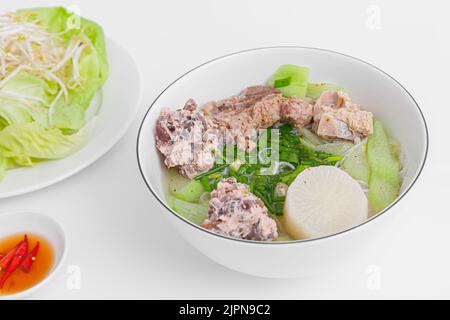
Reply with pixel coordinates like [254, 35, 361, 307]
[326, 155, 343, 163]
[192, 123, 341, 216]
[194, 164, 228, 181]
[274, 195, 286, 202]
[280, 165, 308, 185]
[254, 189, 274, 213]
[237, 175, 249, 184]
[273, 202, 284, 216]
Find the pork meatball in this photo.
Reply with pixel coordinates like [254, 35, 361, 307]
[202, 178, 278, 241]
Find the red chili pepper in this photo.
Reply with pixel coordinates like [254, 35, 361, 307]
[0, 241, 23, 272]
[20, 242, 39, 273]
[0, 235, 28, 289]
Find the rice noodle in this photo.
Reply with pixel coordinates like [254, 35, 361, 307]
[277, 161, 296, 172]
[258, 147, 271, 164]
[335, 137, 368, 168]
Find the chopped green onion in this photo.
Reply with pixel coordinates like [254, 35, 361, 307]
[273, 202, 284, 216]
[326, 155, 343, 163]
[194, 164, 228, 180]
[237, 164, 250, 175]
[188, 122, 343, 217]
[237, 176, 249, 184]
[273, 77, 292, 88]
[254, 190, 274, 213]
[280, 152, 299, 164]
[208, 173, 223, 179]
[228, 170, 238, 178]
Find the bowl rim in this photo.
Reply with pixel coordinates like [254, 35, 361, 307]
[0, 211, 68, 299]
[137, 46, 429, 246]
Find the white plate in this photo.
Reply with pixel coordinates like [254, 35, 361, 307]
[0, 39, 142, 199]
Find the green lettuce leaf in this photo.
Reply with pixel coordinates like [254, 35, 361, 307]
[0, 71, 51, 127]
[16, 7, 71, 34]
[0, 7, 109, 182]
[17, 7, 109, 83]
[0, 121, 93, 166]
[15, 7, 108, 131]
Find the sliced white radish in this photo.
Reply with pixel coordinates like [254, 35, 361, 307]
[284, 166, 368, 240]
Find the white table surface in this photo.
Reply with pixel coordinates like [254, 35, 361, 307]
[0, 0, 448, 299]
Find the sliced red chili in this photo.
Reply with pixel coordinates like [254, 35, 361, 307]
[0, 241, 23, 272]
[0, 235, 28, 289]
[20, 242, 40, 273]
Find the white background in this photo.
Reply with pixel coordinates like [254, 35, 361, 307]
[0, 0, 448, 299]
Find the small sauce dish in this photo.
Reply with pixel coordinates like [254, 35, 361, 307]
[0, 211, 67, 299]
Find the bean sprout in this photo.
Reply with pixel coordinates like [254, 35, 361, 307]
[45, 71, 68, 102]
[48, 90, 63, 127]
[71, 44, 87, 88]
[0, 90, 47, 105]
[0, 12, 87, 98]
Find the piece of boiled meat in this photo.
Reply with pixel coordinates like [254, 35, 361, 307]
[202, 85, 313, 149]
[313, 91, 373, 141]
[202, 177, 278, 241]
[155, 99, 219, 179]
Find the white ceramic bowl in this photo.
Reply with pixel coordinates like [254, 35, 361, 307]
[0, 211, 67, 299]
[137, 47, 428, 278]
